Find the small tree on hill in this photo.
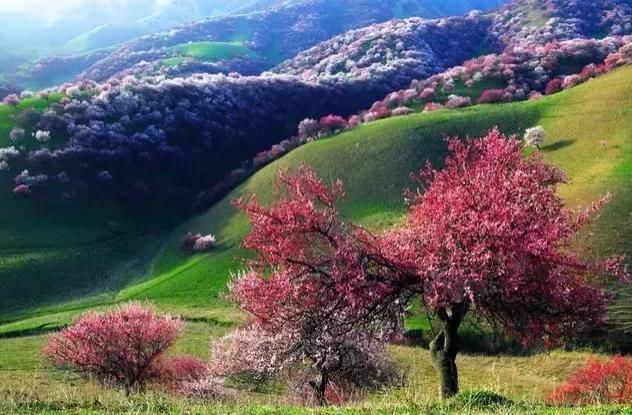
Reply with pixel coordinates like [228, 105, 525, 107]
[386, 128, 629, 399]
[524, 125, 546, 148]
[43, 303, 183, 395]
[229, 166, 407, 404]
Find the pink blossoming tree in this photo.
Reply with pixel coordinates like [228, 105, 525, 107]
[385, 128, 629, 398]
[229, 166, 405, 404]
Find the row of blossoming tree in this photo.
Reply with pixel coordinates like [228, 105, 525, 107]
[45, 128, 630, 403]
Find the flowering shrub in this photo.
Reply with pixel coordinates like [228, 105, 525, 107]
[524, 126, 546, 148]
[208, 327, 295, 383]
[34, 130, 51, 143]
[181, 233, 216, 252]
[15, 170, 48, 187]
[298, 118, 321, 139]
[420, 87, 437, 101]
[319, 114, 348, 133]
[445, 95, 472, 109]
[477, 88, 507, 104]
[392, 106, 414, 116]
[0, 147, 20, 161]
[545, 78, 564, 95]
[548, 356, 632, 405]
[2, 94, 20, 107]
[9, 128, 25, 142]
[13, 184, 31, 196]
[159, 356, 207, 390]
[178, 377, 227, 401]
[43, 303, 183, 394]
[424, 102, 444, 112]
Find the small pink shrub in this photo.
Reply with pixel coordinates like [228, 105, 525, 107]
[545, 78, 563, 95]
[13, 184, 30, 196]
[548, 356, 632, 405]
[319, 114, 348, 132]
[420, 88, 436, 101]
[392, 106, 414, 116]
[424, 102, 444, 112]
[477, 89, 506, 104]
[43, 303, 183, 394]
[160, 356, 207, 390]
[179, 377, 227, 401]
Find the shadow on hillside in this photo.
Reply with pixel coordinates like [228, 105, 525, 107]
[0, 322, 65, 339]
[541, 139, 575, 152]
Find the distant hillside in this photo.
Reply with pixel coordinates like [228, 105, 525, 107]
[274, 0, 632, 85]
[0, 0, 259, 55]
[0, 0, 272, 94]
[10, 0, 507, 88]
[272, 12, 492, 91]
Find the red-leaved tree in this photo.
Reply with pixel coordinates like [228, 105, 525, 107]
[229, 166, 407, 404]
[43, 303, 183, 394]
[384, 128, 629, 398]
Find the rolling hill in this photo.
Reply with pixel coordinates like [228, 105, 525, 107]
[1, 63, 630, 335]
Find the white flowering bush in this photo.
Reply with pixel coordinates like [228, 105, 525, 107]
[34, 130, 51, 143]
[181, 233, 216, 252]
[524, 126, 546, 148]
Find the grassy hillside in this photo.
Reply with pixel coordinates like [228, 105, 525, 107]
[170, 41, 259, 61]
[1, 65, 631, 412]
[0, 96, 190, 316]
[2, 65, 631, 327]
[123, 64, 632, 309]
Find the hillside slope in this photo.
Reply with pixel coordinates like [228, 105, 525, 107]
[2, 64, 630, 335]
[125, 64, 632, 308]
[73, 0, 506, 82]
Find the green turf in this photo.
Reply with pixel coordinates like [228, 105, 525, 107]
[170, 41, 258, 61]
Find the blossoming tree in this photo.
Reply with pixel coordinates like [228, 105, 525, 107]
[229, 166, 408, 404]
[386, 128, 629, 398]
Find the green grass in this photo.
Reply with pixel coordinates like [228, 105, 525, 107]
[1, 66, 632, 412]
[170, 41, 258, 62]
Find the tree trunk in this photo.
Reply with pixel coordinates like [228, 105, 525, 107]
[309, 371, 330, 406]
[430, 303, 469, 400]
